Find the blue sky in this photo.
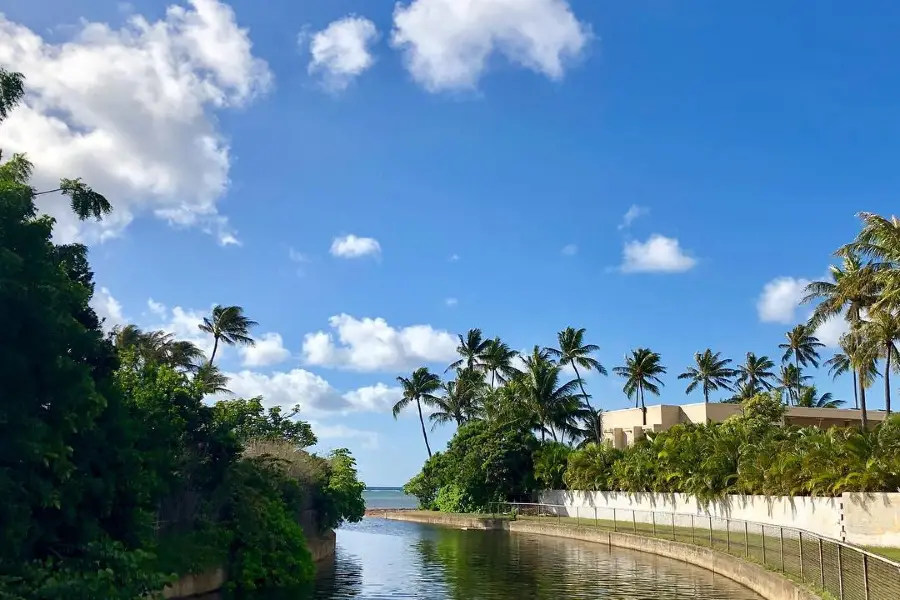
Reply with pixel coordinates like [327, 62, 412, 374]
[2, 0, 898, 485]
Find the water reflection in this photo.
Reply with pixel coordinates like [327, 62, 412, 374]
[219, 518, 765, 599]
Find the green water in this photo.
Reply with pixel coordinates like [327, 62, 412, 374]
[301, 518, 764, 599]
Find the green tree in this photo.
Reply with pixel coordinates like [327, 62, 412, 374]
[613, 349, 666, 426]
[862, 309, 900, 414]
[776, 363, 810, 405]
[779, 325, 824, 405]
[803, 252, 879, 330]
[796, 386, 844, 409]
[430, 369, 483, 429]
[448, 328, 490, 372]
[736, 352, 777, 394]
[213, 397, 317, 448]
[198, 304, 258, 367]
[394, 367, 442, 457]
[825, 351, 857, 408]
[521, 352, 584, 442]
[840, 213, 900, 310]
[677, 349, 736, 403]
[482, 337, 519, 387]
[842, 331, 880, 429]
[548, 327, 607, 444]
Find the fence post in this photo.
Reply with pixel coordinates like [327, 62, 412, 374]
[837, 545, 844, 600]
[744, 521, 749, 558]
[726, 518, 731, 553]
[708, 516, 713, 548]
[576, 505, 580, 526]
[818, 537, 825, 590]
[799, 531, 804, 582]
[862, 554, 869, 600]
[594, 506, 598, 526]
[613, 508, 617, 532]
[632, 510, 637, 533]
[780, 527, 785, 572]
[672, 513, 676, 541]
[652, 511, 657, 536]
[691, 515, 695, 544]
[762, 526, 767, 566]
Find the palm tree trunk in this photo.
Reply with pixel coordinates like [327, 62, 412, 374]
[859, 369, 868, 431]
[416, 398, 432, 457]
[885, 344, 892, 415]
[704, 384, 709, 404]
[852, 370, 859, 409]
[794, 355, 800, 407]
[491, 370, 496, 389]
[208, 336, 220, 367]
[639, 382, 647, 427]
[572, 364, 600, 444]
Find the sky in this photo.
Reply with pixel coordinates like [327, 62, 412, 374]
[2, 0, 899, 485]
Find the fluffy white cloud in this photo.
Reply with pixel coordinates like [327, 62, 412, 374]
[92, 287, 126, 331]
[330, 234, 381, 258]
[561, 243, 578, 256]
[618, 204, 649, 230]
[307, 16, 378, 91]
[621, 235, 696, 273]
[0, 0, 271, 245]
[391, 0, 591, 92]
[814, 316, 849, 349]
[757, 277, 811, 324]
[310, 422, 380, 449]
[302, 314, 457, 371]
[147, 298, 167, 318]
[343, 383, 403, 413]
[240, 332, 291, 367]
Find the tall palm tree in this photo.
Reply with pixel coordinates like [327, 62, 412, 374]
[677, 349, 736, 403]
[394, 367, 442, 457]
[195, 363, 231, 395]
[482, 337, 520, 387]
[779, 325, 824, 405]
[613, 349, 666, 426]
[166, 340, 206, 373]
[842, 331, 880, 429]
[796, 386, 844, 409]
[840, 213, 900, 310]
[861, 309, 900, 415]
[824, 351, 857, 409]
[776, 364, 811, 405]
[521, 354, 584, 442]
[735, 352, 777, 394]
[803, 252, 879, 330]
[430, 368, 485, 428]
[548, 327, 608, 444]
[447, 328, 490, 372]
[198, 305, 258, 367]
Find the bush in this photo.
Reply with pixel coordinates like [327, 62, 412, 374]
[564, 443, 621, 491]
[533, 442, 572, 490]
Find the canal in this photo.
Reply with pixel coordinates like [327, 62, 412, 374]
[300, 517, 764, 599]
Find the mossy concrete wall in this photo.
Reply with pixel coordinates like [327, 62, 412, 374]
[373, 510, 506, 530]
[162, 567, 226, 599]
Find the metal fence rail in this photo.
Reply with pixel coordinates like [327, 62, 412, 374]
[489, 501, 900, 600]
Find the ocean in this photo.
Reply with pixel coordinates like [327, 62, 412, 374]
[363, 487, 419, 509]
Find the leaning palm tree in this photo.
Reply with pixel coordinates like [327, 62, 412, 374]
[394, 367, 443, 457]
[613, 349, 666, 426]
[842, 331, 880, 429]
[447, 328, 490, 372]
[796, 386, 844, 409]
[735, 352, 777, 394]
[481, 337, 520, 387]
[678, 349, 736, 403]
[861, 308, 900, 414]
[165, 340, 206, 373]
[779, 325, 824, 405]
[198, 305, 258, 367]
[548, 327, 608, 444]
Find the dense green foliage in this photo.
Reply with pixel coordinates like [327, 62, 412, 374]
[0, 72, 364, 599]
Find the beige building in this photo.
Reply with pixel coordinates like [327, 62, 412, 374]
[602, 402, 888, 449]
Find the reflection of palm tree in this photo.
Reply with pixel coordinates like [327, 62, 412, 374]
[677, 349, 736, 403]
[548, 327, 607, 444]
[394, 367, 442, 457]
[613, 349, 666, 426]
[198, 305, 258, 367]
[779, 325, 824, 405]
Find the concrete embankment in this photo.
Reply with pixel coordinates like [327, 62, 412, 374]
[377, 512, 820, 600]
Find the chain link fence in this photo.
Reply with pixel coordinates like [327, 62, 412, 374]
[489, 502, 900, 600]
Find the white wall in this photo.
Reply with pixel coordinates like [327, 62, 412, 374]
[842, 493, 900, 547]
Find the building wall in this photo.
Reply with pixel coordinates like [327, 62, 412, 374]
[538, 490, 900, 547]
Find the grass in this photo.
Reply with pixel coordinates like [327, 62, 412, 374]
[865, 545, 900, 561]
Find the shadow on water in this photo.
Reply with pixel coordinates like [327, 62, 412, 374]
[204, 518, 765, 599]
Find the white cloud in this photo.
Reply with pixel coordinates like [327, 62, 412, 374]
[445, 297, 459, 307]
[240, 332, 291, 367]
[311, 422, 380, 449]
[343, 383, 403, 413]
[0, 0, 272, 245]
[618, 204, 649, 230]
[756, 277, 811, 324]
[561, 243, 578, 256]
[814, 316, 849, 349]
[302, 314, 457, 372]
[147, 298, 167, 318]
[307, 16, 378, 92]
[92, 287, 126, 331]
[330, 234, 381, 259]
[391, 0, 591, 92]
[621, 235, 696, 273]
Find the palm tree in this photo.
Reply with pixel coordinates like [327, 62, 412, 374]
[728, 381, 759, 403]
[736, 352, 777, 394]
[779, 325, 824, 405]
[430, 368, 484, 428]
[861, 309, 900, 415]
[198, 305, 258, 367]
[548, 327, 608, 444]
[482, 337, 520, 387]
[613, 349, 666, 426]
[796, 386, 844, 409]
[521, 354, 584, 442]
[447, 328, 490, 372]
[803, 252, 879, 330]
[394, 367, 442, 457]
[840, 213, 900, 310]
[166, 340, 206, 373]
[677, 349, 736, 403]
[824, 351, 857, 409]
[195, 363, 231, 395]
[776, 364, 811, 405]
[842, 331, 880, 429]
[0, 67, 25, 123]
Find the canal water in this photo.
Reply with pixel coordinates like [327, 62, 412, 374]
[299, 517, 764, 599]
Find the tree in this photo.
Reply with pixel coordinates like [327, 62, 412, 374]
[195, 362, 232, 395]
[0, 67, 25, 120]
[796, 386, 844, 409]
[862, 309, 900, 415]
[677, 349, 736, 403]
[548, 327, 607, 444]
[779, 325, 824, 405]
[394, 367, 442, 457]
[736, 352, 777, 394]
[430, 368, 483, 429]
[448, 328, 490, 372]
[841, 213, 900, 310]
[481, 337, 520, 387]
[613, 349, 666, 426]
[521, 353, 585, 443]
[198, 305, 258, 367]
[842, 331, 880, 429]
[803, 252, 879, 330]
[776, 364, 810, 405]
